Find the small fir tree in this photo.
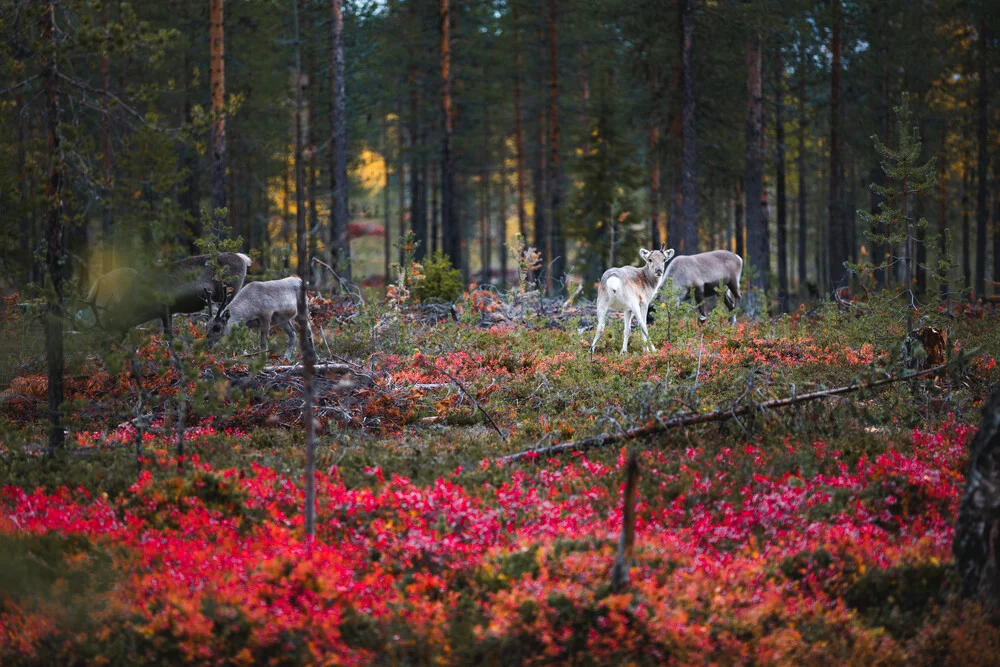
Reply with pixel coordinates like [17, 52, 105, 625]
[854, 96, 937, 334]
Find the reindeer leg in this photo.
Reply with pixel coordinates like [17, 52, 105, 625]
[590, 300, 608, 357]
[726, 280, 741, 325]
[695, 286, 707, 323]
[259, 313, 272, 355]
[621, 308, 633, 355]
[636, 303, 655, 353]
[280, 319, 297, 361]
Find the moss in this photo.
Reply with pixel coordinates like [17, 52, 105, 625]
[844, 563, 951, 638]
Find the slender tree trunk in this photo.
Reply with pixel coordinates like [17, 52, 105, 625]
[648, 117, 661, 249]
[963, 114, 973, 295]
[431, 160, 440, 256]
[43, 1, 64, 454]
[939, 153, 950, 301]
[994, 158, 1000, 296]
[398, 100, 406, 266]
[797, 42, 808, 292]
[975, 13, 989, 299]
[209, 0, 226, 214]
[680, 0, 697, 254]
[511, 2, 528, 241]
[546, 0, 563, 291]
[774, 48, 788, 313]
[409, 29, 426, 261]
[293, 0, 317, 540]
[828, 0, 845, 295]
[735, 176, 744, 259]
[499, 135, 508, 284]
[871, 101, 887, 287]
[534, 19, 548, 282]
[329, 0, 351, 278]
[745, 34, 767, 315]
[440, 0, 459, 271]
[383, 119, 391, 284]
[480, 170, 490, 284]
[100, 0, 113, 265]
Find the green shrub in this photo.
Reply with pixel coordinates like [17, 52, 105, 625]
[412, 252, 463, 303]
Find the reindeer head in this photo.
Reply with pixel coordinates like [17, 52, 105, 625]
[204, 288, 234, 348]
[639, 245, 676, 282]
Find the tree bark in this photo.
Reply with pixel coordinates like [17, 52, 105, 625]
[409, 58, 426, 261]
[511, 2, 528, 242]
[963, 114, 972, 295]
[100, 0, 113, 266]
[546, 0, 563, 291]
[939, 152, 950, 301]
[680, 0, 697, 254]
[828, 0, 845, 295]
[480, 169, 490, 285]
[797, 41, 808, 291]
[383, 119, 391, 284]
[440, 0, 460, 271]
[293, 0, 317, 540]
[955, 388, 1000, 614]
[431, 159, 440, 256]
[533, 17, 548, 283]
[975, 13, 989, 298]
[330, 0, 351, 278]
[735, 176, 744, 259]
[499, 134, 509, 284]
[775, 47, 788, 312]
[209, 0, 226, 214]
[648, 118, 661, 249]
[43, 1, 64, 454]
[745, 34, 767, 315]
[398, 100, 406, 266]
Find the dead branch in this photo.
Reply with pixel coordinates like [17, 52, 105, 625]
[498, 365, 947, 464]
[415, 357, 508, 441]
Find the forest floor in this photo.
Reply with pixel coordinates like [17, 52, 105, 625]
[2, 288, 1000, 664]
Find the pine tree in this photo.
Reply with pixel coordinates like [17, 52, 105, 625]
[855, 96, 936, 334]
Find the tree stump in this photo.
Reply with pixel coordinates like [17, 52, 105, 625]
[903, 326, 947, 370]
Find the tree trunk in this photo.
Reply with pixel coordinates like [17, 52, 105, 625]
[330, 0, 351, 278]
[209, 0, 226, 214]
[939, 152, 950, 302]
[828, 0, 845, 295]
[43, 1, 64, 454]
[534, 18, 548, 283]
[499, 134, 508, 284]
[409, 69, 425, 261]
[648, 117, 661, 249]
[293, 0, 317, 540]
[680, 0, 697, 254]
[546, 0, 563, 292]
[871, 101, 888, 287]
[975, 13, 989, 299]
[100, 0, 113, 266]
[954, 389, 1000, 614]
[745, 34, 767, 315]
[797, 41, 808, 292]
[440, 0, 460, 271]
[383, 119, 391, 284]
[963, 114, 972, 295]
[398, 100, 406, 266]
[480, 170, 490, 285]
[775, 47, 788, 312]
[431, 159, 440, 256]
[511, 2, 528, 241]
[735, 176, 744, 260]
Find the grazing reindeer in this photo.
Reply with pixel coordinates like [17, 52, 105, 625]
[81, 253, 252, 336]
[662, 250, 743, 323]
[205, 276, 312, 360]
[590, 246, 675, 356]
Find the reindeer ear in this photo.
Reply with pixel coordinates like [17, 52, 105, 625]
[664, 248, 675, 261]
[222, 309, 231, 322]
[639, 248, 651, 261]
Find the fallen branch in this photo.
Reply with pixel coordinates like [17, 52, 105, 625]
[415, 357, 508, 441]
[498, 365, 947, 464]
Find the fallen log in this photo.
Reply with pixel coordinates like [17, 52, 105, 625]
[229, 363, 370, 391]
[498, 365, 947, 464]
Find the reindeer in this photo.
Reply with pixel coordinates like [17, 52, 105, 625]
[590, 246, 675, 356]
[662, 249, 743, 323]
[204, 276, 312, 360]
[80, 253, 252, 337]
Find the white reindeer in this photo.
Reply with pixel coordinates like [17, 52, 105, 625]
[590, 246, 675, 356]
[205, 276, 312, 360]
